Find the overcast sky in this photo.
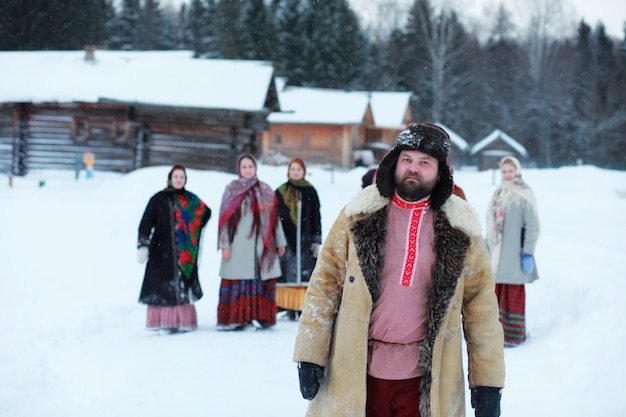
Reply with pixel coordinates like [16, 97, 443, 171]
[349, 0, 625, 39]
[161, 0, 624, 40]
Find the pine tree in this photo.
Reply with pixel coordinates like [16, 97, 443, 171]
[138, 0, 172, 49]
[403, 0, 470, 122]
[299, 0, 366, 89]
[0, 0, 114, 50]
[571, 21, 594, 124]
[181, 0, 207, 54]
[272, 0, 306, 83]
[240, 0, 277, 60]
[213, 0, 245, 58]
[594, 24, 618, 117]
[108, 0, 141, 50]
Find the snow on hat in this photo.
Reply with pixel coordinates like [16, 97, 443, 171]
[376, 122, 453, 209]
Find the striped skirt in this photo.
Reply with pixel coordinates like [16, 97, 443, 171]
[495, 283, 526, 346]
[146, 304, 197, 332]
[217, 278, 277, 329]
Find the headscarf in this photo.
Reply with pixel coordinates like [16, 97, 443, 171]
[164, 165, 209, 280]
[276, 159, 314, 225]
[485, 156, 539, 273]
[218, 153, 280, 272]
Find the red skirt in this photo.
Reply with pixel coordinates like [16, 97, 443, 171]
[146, 304, 197, 332]
[495, 283, 526, 346]
[217, 278, 277, 328]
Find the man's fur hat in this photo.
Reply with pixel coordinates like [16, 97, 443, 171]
[376, 122, 453, 209]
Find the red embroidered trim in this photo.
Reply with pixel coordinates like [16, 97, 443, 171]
[391, 194, 431, 210]
[392, 194, 430, 287]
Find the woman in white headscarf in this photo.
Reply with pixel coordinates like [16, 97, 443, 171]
[486, 156, 540, 347]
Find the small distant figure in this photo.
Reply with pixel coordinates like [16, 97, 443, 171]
[83, 151, 95, 180]
[74, 151, 82, 181]
[361, 167, 377, 189]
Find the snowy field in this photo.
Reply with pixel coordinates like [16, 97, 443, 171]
[1, 162, 625, 416]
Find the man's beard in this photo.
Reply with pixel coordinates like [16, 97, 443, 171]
[395, 172, 438, 202]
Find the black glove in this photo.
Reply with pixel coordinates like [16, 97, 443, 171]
[471, 386, 502, 417]
[298, 362, 325, 400]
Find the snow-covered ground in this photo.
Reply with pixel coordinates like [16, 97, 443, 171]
[1, 162, 625, 416]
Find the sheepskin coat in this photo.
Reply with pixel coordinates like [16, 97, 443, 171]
[293, 185, 505, 417]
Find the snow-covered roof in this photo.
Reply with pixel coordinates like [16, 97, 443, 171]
[471, 129, 528, 157]
[369, 91, 412, 128]
[268, 86, 370, 125]
[435, 122, 469, 151]
[268, 85, 411, 127]
[0, 50, 276, 112]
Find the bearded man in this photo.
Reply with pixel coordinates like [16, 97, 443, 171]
[294, 122, 505, 417]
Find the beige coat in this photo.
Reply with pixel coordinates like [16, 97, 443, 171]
[293, 186, 505, 417]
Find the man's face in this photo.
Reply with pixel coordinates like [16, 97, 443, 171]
[394, 150, 439, 201]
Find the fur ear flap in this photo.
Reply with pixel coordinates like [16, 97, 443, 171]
[375, 147, 400, 198]
[429, 161, 453, 210]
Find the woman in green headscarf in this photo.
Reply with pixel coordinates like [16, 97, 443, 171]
[275, 159, 322, 288]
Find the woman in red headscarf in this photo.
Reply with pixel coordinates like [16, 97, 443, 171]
[217, 153, 287, 330]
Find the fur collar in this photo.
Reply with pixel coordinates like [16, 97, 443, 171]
[346, 184, 483, 238]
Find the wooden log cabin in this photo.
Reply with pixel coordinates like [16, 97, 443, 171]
[264, 83, 413, 169]
[0, 50, 280, 175]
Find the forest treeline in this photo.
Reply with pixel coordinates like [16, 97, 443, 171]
[1, 0, 625, 169]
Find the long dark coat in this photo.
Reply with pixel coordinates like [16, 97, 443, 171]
[276, 183, 322, 283]
[138, 189, 211, 306]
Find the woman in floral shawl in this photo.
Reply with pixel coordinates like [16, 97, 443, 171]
[486, 156, 540, 347]
[137, 165, 211, 334]
[217, 153, 286, 331]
